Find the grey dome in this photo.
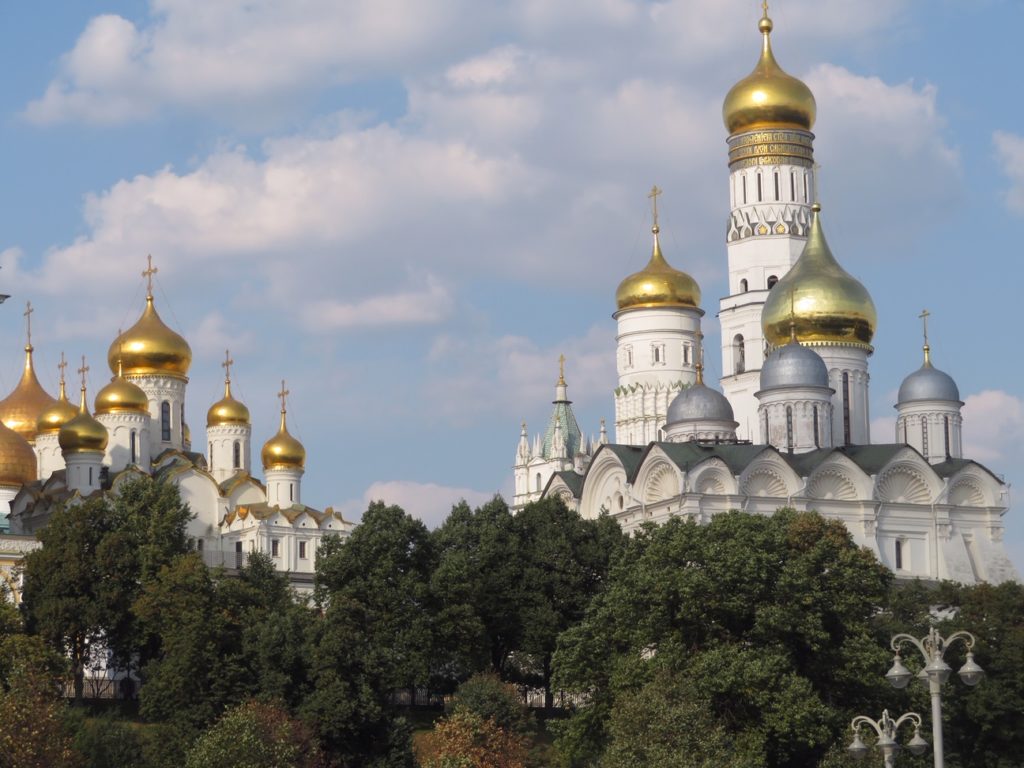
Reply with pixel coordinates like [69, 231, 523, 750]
[760, 341, 830, 391]
[667, 383, 735, 424]
[898, 362, 960, 404]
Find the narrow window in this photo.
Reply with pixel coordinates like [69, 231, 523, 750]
[180, 404, 185, 438]
[624, 346, 633, 369]
[740, 278, 748, 293]
[842, 372, 851, 445]
[742, 175, 747, 204]
[762, 411, 769, 444]
[767, 275, 778, 289]
[757, 173, 763, 202]
[813, 406, 820, 448]
[790, 172, 796, 201]
[535, 473, 541, 492]
[786, 406, 793, 452]
[944, 417, 951, 457]
[733, 334, 745, 374]
[653, 345, 661, 364]
[88, 466, 93, 485]
[895, 540, 904, 570]
[289, 483, 294, 502]
[233, 440, 241, 469]
[130, 430, 137, 464]
[803, 173, 809, 202]
[921, 416, 929, 457]
[196, 539, 204, 552]
[683, 344, 690, 365]
[774, 171, 780, 201]
[298, 541, 307, 559]
[161, 401, 171, 442]
[208, 442, 212, 468]
[271, 539, 280, 558]
[902, 419, 908, 444]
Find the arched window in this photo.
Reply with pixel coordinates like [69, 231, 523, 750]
[803, 173, 810, 202]
[786, 406, 793, 452]
[130, 430, 137, 464]
[944, 416, 951, 458]
[740, 278, 748, 293]
[733, 335, 745, 374]
[812, 406, 819, 448]
[757, 173, 763, 202]
[161, 401, 171, 442]
[653, 345, 662, 364]
[535, 473, 542, 493]
[921, 416, 929, 457]
[289, 483, 294, 502]
[842, 373, 851, 445]
[790, 171, 796, 201]
[742, 175, 747, 204]
[762, 411, 769, 444]
[88, 466, 93, 486]
[774, 171, 780, 201]
[233, 440, 241, 469]
[767, 275, 778, 289]
[894, 540, 904, 570]
[902, 419, 908, 444]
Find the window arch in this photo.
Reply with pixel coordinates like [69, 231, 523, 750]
[535, 473, 542, 493]
[786, 406, 793, 452]
[733, 334, 745, 374]
[812, 406, 819, 448]
[130, 430, 138, 464]
[161, 401, 171, 442]
[233, 440, 241, 469]
[739, 278, 748, 293]
[756, 173, 763, 201]
[944, 416, 951, 457]
[894, 539, 904, 570]
[773, 171, 780, 201]
[767, 275, 778, 289]
[842, 373, 851, 445]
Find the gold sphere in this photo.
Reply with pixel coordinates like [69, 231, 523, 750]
[762, 205, 876, 349]
[722, 14, 816, 134]
[207, 382, 251, 427]
[261, 413, 305, 470]
[59, 393, 109, 454]
[0, 420, 37, 487]
[94, 372, 149, 415]
[0, 346, 58, 444]
[109, 296, 192, 378]
[616, 228, 701, 311]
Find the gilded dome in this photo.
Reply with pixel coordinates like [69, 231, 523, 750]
[37, 376, 79, 435]
[0, 420, 36, 488]
[762, 204, 876, 349]
[207, 380, 251, 427]
[59, 389, 109, 454]
[0, 345, 58, 444]
[95, 362, 150, 415]
[616, 226, 701, 311]
[109, 295, 192, 378]
[261, 411, 305, 471]
[722, 13, 816, 135]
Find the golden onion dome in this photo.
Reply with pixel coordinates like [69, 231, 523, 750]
[261, 393, 305, 470]
[207, 380, 251, 427]
[95, 361, 150, 415]
[37, 372, 79, 435]
[59, 387, 109, 454]
[0, 420, 36, 488]
[0, 345, 58, 444]
[109, 295, 192, 379]
[616, 226, 701, 311]
[722, 11, 816, 135]
[762, 204, 876, 349]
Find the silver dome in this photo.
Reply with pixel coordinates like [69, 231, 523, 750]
[667, 383, 735, 424]
[759, 341, 830, 391]
[898, 362, 960, 404]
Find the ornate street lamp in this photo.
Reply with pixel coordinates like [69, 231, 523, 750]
[887, 627, 983, 768]
[848, 709, 928, 767]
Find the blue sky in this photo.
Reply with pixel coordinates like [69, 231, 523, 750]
[0, 1, 1022, 569]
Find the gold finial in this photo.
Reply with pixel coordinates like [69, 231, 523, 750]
[648, 185, 662, 233]
[919, 309, 932, 365]
[557, 353, 567, 386]
[759, 0, 773, 33]
[23, 301, 33, 348]
[222, 350, 234, 383]
[278, 380, 290, 414]
[788, 288, 798, 342]
[78, 356, 90, 408]
[142, 255, 158, 298]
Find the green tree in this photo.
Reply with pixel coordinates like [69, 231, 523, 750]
[552, 509, 893, 767]
[447, 673, 533, 736]
[185, 699, 323, 768]
[421, 711, 530, 768]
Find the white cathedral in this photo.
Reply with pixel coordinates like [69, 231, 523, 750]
[513, 9, 1019, 586]
[0, 262, 351, 595]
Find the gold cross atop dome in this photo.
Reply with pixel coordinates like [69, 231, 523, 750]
[58, 352, 68, 385]
[278, 380, 290, 413]
[222, 350, 234, 383]
[23, 301, 33, 347]
[762, 1, 769, 18]
[918, 309, 930, 347]
[78, 356, 89, 390]
[648, 185, 662, 231]
[142, 255, 158, 298]
[558, 354, 567, 386]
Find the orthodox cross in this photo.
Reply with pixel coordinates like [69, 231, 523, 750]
[278, 380, 290, 413]
[23, 301, 33, 346]
[558, 353, 566, 385]
[222, 350, 234, 382]
[142, 255, 158, 297]
[58, 352, 68, 386]
[918, 309, 930, 347]
[78, 356, 89, 390]
[762, 1, 769, 18]
[648, 185, 662, 229]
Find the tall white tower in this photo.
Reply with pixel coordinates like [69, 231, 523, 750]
[614, 188, 703, 444]
[109, 258, 192, 459]
[718, 9, 818, 439]
[206, 351, 253, 483]
[261, 381, 305, 507]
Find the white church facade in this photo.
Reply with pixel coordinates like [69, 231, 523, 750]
[0, 263, 351, 594]
[515, 8, 1019, 586]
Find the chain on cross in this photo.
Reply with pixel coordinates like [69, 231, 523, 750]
[278, 380, 290, 413]
[142, 255, 158, 297]
[648, 185, 662, 230]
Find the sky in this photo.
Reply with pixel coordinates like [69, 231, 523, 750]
[0, 1, 1022, 570]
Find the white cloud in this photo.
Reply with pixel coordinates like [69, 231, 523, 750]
[341, 480, 495, 529]
[994, 131, 1024, 215]
[962, 390, 1024, 466]
[301, 275, 451, 331]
